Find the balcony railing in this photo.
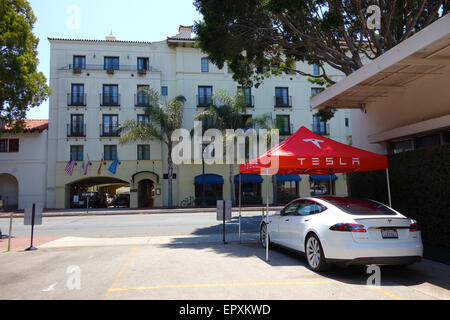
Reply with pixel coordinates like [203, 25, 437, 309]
[134, 94, 151, 107]
[244, 95, 254, 108]
[274, 96, 292, 108]
[67, 93, 87, 106]
[60, 64, 158, 72]
[100, 124, 120, 137]
[196, 95, 214, 108]
[312, 122, 330, 135]
[67, 124, 86, 137]
[100, 93, 120, 107]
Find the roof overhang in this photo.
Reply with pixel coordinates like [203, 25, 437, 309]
[311, 13, 450, 110]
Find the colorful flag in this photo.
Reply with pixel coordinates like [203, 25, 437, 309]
[108, 157, 119, 175]
[98, 156, 104, 175]
[83, 154, 90, 175]
[65, 158, 75, 176]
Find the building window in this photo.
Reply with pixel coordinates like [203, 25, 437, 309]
[70, 145, 83, 161]
[0, 139, 7, 152]
[137, 145, 150, 160]
[198, 86, 213, 107]
[0, 139, 19, 153]
[71, 84, 85, 106]
[136, 85, 150, 106]
[70, 115, 84, 136]
[276, 115, 291, 135]
[137, 57, 149, 71]
[313, 63, 320, 76]
[102, 85, 119, 105]
[104, 145, 117, 161]
[161, 86, 168, 96]
[201, 58, 209, 72]
[238, 87, 253, 107]
[445, 131, 450, 144]
[415, 134, 441, 149]
[312, 116, 329, 135]
[102, 115, 119, 136]
[345, 118, 349, 127]
[391, 140, 413, 154]
[311, 87, 324, 97]
[104, 57, 119, 70]
[275, 87, 290, 107]
[137, 114, 150, 124]
[73, 56, 86, 69]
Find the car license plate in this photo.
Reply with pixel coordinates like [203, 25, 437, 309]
[381, 229, 398, 239]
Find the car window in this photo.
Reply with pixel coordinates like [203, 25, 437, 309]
[281, 201, 300, 216]
[297, 200, 326, 216]
[318, 197, 397, 215]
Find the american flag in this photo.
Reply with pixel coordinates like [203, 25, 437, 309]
[65, 158, 75, 176]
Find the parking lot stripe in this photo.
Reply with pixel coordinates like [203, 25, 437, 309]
[369, 286, 404, 300]
[104, 246, 139, 300]
[109, 280, 340, 293]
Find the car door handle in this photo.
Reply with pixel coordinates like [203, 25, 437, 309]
[304, 219, 309, 222]
[285, 219, 289, 222]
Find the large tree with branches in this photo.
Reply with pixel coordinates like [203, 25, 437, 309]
[194, 0, 449, 87]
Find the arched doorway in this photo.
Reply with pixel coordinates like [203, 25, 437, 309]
[138, 179, 154, 208]
[67, 176, 130, 209]
[0, 173, 19, 210]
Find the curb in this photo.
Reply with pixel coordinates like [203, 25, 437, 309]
[0, 206, 283, 219]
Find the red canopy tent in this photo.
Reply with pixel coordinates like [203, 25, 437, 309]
[237, 126, 391, 260]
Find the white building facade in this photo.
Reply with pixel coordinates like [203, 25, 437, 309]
[47, 26, 352, 209]
[0, 120, 48, 210]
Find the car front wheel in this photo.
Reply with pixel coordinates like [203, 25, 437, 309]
[260, 223, 270, 248]
[305, 234, 329, 272]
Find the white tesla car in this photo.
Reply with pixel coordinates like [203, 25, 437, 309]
[260, 197, 423, 272]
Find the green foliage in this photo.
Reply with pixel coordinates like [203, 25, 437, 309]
[194, 0, 448, 88]
[0, 0, 51, 130]
[348, 144, 450, 248]
[314, 107, 336, 123]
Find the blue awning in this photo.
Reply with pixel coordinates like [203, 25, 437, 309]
[234, 174, 263, 184]
[310, 174, 338, 181]
[195, 174, 224, 185]
[275, 174, 302, 182]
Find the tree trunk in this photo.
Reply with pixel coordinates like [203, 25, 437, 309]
[167, 143, 174, 208]
[229, 163, 235, 205]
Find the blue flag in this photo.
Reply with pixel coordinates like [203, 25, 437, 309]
[108, 158, 119, 174]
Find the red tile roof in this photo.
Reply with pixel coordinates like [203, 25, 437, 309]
[2, 120, 48, 133]
[167, 25, 195, 42]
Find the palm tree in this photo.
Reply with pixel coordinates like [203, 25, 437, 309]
[194, 89, 272, 205]
[119, 88, 185, 208]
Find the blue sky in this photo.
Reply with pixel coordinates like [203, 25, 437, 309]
[27, 0, 202, 119]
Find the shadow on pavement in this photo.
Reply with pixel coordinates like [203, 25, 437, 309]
[159, 216, 450, 292]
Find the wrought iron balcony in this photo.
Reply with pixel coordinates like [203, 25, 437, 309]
[134, 94, 151, 107]
[99, 124, 120, 137]
[274, 96, 292, 108]
[100, 93, 120, 107]
[312, 122, 330, 135]
[196, 95, 213, 108]
[67, 93, 87, 106]
[60, 64, 158, 72]
[67, 124, 86, 137]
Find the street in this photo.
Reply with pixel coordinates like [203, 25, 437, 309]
[0, 211, 449, 300]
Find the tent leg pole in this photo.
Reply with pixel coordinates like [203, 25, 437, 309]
[239, 174, 241, 243]
[266, 174, 269, 262]
[386, 168, 392, 207]
[329, 175, 332, 195]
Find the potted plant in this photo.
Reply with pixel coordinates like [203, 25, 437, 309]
[107, 68, 115, 75]
[138, 68, 147, 75]
[73, 67, 82, 74]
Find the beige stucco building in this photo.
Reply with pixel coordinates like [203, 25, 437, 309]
[46, 26, 352, 209]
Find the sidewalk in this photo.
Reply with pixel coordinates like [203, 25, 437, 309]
[0, 205, 283, 219]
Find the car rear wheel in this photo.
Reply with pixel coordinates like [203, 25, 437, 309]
[305, 234, 329, 272]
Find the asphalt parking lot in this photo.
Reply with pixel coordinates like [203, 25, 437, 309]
[0, 234, 449, 300]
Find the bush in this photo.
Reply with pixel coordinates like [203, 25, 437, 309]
[348, 144, 450, 248]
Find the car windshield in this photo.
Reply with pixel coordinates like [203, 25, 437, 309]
[318, 197, 397, 216]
